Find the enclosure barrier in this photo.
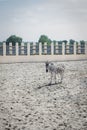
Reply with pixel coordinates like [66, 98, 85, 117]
[0, 42, 87, 63]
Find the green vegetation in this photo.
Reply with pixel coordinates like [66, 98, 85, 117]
[6, 35, 22, 46]
[0, 34, 86, 45]
[0, 42, 3, 45]
[38, 35, 51, 45]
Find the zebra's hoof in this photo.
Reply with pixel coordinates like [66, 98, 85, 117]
[48, 83, 52, 86]
[59, 81, 62, 83]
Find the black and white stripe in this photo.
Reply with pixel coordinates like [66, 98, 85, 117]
[45, 61, 65, 84]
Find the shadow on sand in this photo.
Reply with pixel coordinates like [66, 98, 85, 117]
[36, 82, 63, 90]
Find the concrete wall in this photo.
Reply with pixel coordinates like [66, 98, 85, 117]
[0, 42, 87, 63]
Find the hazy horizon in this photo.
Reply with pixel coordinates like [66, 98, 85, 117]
[0, 0, 87, 42]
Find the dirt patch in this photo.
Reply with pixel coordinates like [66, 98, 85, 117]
[0, 61, 87, 130]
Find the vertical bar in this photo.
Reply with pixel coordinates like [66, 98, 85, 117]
[78, 42, 81, 54]
[16, 42, 18, 56]
[33, 42, 36, 55]
[51, 42, 54, 55]
[44, 42, 47, 54]
[21, 42, 24, 55]
[85, 41, 87, 55]
[74, 42, 76, 55]
[55, 42, 59, 54]
[62, 42, 65, 55]
[9, 42, 12, 55]
[66, 42, 69, 54]
[3, 42, 6, 56]
[39, 42, 42, 55]
[27, 43, 30, 55]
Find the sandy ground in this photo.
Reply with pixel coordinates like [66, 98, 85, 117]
[0, 60, 87, 130]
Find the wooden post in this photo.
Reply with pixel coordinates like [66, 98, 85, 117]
[16, 42, 18, 56]
[51, 42, 54, 55]
[3, 42, 6, 56]
[62, 42, 65, 55]
[27, 43, 30, 55]
[9, 42, 12, 55]
[39, 42, 42, 55]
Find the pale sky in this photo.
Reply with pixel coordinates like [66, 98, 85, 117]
[0, 0, 87, 42]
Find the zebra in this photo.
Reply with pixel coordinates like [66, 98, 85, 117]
[45, 61, 65, 84]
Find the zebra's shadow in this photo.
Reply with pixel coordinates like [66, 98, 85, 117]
[36, 82, 63, 90]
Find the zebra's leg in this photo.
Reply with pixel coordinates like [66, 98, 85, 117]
[57, 73, 59, 83]
[49, 72, 52, 85]
[54, 73, 57, 84]
[60, 72, 64, 83]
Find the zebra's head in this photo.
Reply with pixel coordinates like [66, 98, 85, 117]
[45, 61, 49, 72]
[45, 61, 54, 72]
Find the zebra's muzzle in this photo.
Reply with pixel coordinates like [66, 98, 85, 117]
[46, 69, 48, 72]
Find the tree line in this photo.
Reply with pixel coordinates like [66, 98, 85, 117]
[0, 34, 85, 46]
